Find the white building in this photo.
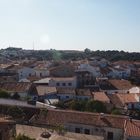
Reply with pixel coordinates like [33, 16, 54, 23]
[129, 87, 140, 94]
[49, 77, 77, 88]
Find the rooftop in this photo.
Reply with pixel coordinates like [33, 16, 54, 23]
[34, 109, 128, 129]
[0, 82, 31, 93]
[36, 86, 57, 96]
[57, 88, 75, 95]
[93, 92, 110, 103]
[116, 93, 137, 104]
[108, 79, 133, 90]
[125, 119, 140, 137]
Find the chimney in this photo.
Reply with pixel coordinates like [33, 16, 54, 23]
[100, 113, 104, 119]
[129, 117, 132, 122]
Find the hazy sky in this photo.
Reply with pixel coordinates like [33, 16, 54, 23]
[0, 0, 140, 52]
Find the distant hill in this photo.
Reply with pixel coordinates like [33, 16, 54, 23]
[0, 47, 140, 62]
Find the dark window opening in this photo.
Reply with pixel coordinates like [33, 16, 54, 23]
[84, 129, 90, 135]
[95, 128, 99, 132]
[68, 83, 72, 86]
[62, 83, 66, 86]
[107, 132, 113, 140]
[56, 83, 60, 86]
[75, 128, 81, 133]
[66, 96, 69, 99]
[0, 131, 2, 140]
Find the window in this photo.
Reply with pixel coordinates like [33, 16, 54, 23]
[107, 132, 113, 140]
[84, 129, 90, 135]
[66, 96, 69, 99]
[0, 131, 2, 140]
[75, 128, 81, 133]
[62, 83, 66, 86]
[68, 83, 72, 86]
[95, 128, 99, 132]
[131, 103, 134, 109]
[56, 83, 60, 86]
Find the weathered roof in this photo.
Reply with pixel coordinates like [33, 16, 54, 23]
[107, 94, 123, 108]
[51, 77, 76, 82]
[34, 109, 127, 129]
[34, 78, 51, 84]
[36, 86, 57, 96]
[57, 88, 75, 95]
[76, 89, 91, 96]
[93, 92, 110, 103]
[108, 79, 133, 90]
[125, 119, 140, 137]
[0, 82, 31, 93]
[116, 93, 137, 104]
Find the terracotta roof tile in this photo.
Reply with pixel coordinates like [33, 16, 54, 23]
[107, 94, 123, 108]
[93, 92, 110, 103]
[0, 82, 31, 93]
[116, 93, 136, 104]
[125, 120, 140, 137]
[108, 79, 133, 90]
[34, 109, 127, 129]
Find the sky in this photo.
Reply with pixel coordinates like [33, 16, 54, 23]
[0, 0, 140, 52]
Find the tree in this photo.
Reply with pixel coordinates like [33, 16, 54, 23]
[54, 125, 66, 135]
[7, 106, 25, 119]
[51, 49, 62, 60]
[111, 108, 121, 115]
[40, 108, 48, 116]
[15, 134, 35, 140]
[86, 100, 106, 113]
[12, 93, 20, 100]
[0, 89, 10, 98]
[54, 101, 66, 109]
[69, 100, 86, 111]
[84, 48, 91, 54]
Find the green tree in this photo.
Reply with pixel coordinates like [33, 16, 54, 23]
[7, 106, 25, 119]
[54, 101, 66, 109]
[12, 93, 20, 100]
[86, 100, 106, 113]
[51, 49, 62, 60]
[0, 89, 10, 98]
[84, 48, 91, 54]
[111, 108, 121, 115]
[69, 100, 87, 111]
[15, 134, 35, 140]
[54, 125, 66, 135]
[40, 108, 48, 116]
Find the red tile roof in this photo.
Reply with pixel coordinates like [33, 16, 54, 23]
[107, 94, 123, 108]
[125, 119, 140, 137]
[34, 109, 127, 129]
[108, 79, 133, 90]
[93, 92, 110, 103]
[116, 93, 136, 104]
[0, 82, 31, 93]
